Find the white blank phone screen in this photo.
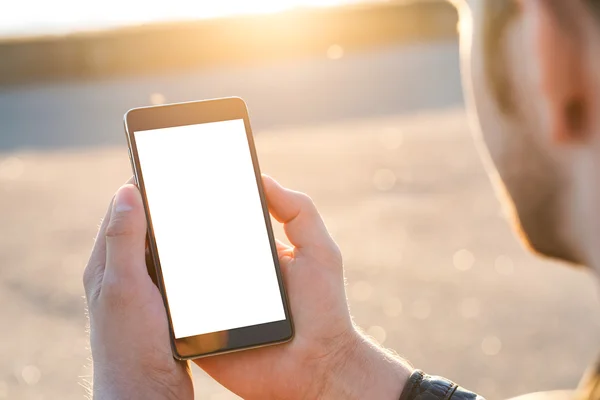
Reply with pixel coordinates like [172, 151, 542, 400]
[134, 119, 286, 339]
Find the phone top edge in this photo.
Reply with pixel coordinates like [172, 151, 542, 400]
[124, 97, 249, 134]
[124, 96, 247, 114]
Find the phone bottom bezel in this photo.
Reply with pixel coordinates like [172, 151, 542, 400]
[173, 319, 294, 360]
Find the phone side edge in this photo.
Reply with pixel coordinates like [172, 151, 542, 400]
[123, 108, 186, 361]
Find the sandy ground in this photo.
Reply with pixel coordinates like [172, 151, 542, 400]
[1, 108, 599, 400]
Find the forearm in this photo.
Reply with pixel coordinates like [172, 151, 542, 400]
[319, 332, 413, 400]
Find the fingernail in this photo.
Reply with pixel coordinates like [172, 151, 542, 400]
[114, 186, 135, 213]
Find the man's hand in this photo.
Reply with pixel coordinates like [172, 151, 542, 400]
[84, 183, 194, 400]
[196, 176, 412, 400]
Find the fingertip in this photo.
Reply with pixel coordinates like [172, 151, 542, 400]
[106, 184, 145, 239]
[113, 184, 142, 213]
[261, 174, 280, 194]
[117, 183, 140, 196]
[262, 175, 287, 217]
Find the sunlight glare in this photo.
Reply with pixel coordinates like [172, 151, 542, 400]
[1, 0, 361, 36]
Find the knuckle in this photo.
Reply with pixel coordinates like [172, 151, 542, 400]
[105, 214, 133, 238]
[295, 192, 321, 215]
[296, 192, 315, 207]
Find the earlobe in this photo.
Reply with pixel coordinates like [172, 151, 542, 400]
[522, 0, 591, 143]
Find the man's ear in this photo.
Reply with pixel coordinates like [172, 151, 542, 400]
[521, 0, 592, 143]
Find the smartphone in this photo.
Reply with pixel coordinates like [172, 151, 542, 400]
[123, 97, 294, 360]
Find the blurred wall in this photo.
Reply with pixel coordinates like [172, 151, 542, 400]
[0, 1, 457, 87]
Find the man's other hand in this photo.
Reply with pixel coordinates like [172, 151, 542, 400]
[196, 176, 412, 400]
[84, 183, 194, 400]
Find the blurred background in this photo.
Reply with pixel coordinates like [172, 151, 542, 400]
[2, 0, 600, 399]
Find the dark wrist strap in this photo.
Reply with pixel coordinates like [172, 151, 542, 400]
[399, 370, 483, 400]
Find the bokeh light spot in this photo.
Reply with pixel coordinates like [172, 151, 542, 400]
[327, 44, 344, 60]
[21, 365, 41, 386]
[373, 169, 397, 192]
[150, 93, 166, 105]
[481, 336, 502, 356]
[367, 325, 387, 344]
[453, 249, 474, 271]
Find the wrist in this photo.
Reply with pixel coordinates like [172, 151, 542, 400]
[92, 364, 192, 400]
[318, 330, 413, 400]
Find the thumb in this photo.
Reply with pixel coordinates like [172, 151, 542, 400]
[262, 175, 336, 254]
[103, 184, 148, 286]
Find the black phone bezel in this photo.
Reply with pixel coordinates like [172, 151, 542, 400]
[124, 97, 294, 360]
